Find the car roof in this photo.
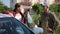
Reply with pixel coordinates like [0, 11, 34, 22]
[0, 13, 12, 18]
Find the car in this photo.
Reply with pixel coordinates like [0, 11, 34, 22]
[0, 13, 34, 34]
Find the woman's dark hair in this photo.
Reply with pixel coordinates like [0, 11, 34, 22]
[14, 3, 21, 12]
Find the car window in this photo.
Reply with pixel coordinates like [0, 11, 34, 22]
[0, 17, 34, 34]
[16, 26, 24, 34]
[10, 17, 34, 34]
[0, 19, 24, 34]
[0, 21, 12, 34]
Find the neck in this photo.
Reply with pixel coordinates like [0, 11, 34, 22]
[16, 11, 19, 13]
[15, 10, 20, 13]
[44, 10, 49, 12]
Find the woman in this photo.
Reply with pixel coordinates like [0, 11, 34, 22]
[2, 3, 26, 23]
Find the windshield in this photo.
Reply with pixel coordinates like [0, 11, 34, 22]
[0, 18, 24, 34]
[0, 17, 34, 34]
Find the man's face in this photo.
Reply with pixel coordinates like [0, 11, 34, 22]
[43, 6, 49, 12]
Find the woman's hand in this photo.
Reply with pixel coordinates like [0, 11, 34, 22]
[9, 12, 14, 17]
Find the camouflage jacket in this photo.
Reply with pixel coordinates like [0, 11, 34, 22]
[40, 11, 60, 30]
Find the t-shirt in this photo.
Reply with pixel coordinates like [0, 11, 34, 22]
[15, 13, 22, 22]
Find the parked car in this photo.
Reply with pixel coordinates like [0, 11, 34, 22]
[0, 13, 34, 34]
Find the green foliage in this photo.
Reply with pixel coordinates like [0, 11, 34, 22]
[0, 5, 4, 12]
[53, 27, 60, 34]
[3, 6, 12, 10]
[0, 1, 12, 13]
[32, 4, 60, 14]
[31, 14, 39, 23]
[32, 4, 43, 14]
[0, 1, 3, 5]
[49, 4, 60, 13]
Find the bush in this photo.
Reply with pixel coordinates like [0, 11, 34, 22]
[0, 1, 12, 13]
[31, 14, 39, 23]
[32, 4, 60, 14]
[49, 4, 60, 13]
[0, 5, 4, 12]
[0, 5, 12, 13]
[53, 27, 60, 34]
[32, 4, 43, 14]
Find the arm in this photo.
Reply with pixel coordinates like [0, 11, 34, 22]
[51, 12, 60, 29]
[2, 10, 14, 17]
[2, 10, 10, 14]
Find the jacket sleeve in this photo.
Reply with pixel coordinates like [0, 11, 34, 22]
[2, 10, 10, 14]
[51, 12, 60, 29]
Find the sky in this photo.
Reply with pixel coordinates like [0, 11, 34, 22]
[1, 0, 10, 7]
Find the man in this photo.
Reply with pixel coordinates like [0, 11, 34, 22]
[40, 5, 60, 34]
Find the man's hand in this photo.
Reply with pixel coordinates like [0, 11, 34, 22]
[47, 27, 53, 32]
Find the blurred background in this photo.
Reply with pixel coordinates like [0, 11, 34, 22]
[0, 0, 60, 34]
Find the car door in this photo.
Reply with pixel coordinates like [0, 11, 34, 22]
[0, 17, 34, 34]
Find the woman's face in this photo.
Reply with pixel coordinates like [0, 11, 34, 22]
[17, 6, 21, 12]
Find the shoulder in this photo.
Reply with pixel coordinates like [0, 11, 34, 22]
[49, 11, 55, 15]
[48, 11, 56, 16]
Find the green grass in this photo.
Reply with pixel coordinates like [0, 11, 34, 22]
[53, 27, 60, 34]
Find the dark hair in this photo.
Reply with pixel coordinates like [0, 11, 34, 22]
[14, 3, 21, 12]
[15, 3, 21, 9]
[43, 5, 48, 8]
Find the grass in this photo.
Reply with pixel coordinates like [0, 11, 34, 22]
[53, 27, 60, 34]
